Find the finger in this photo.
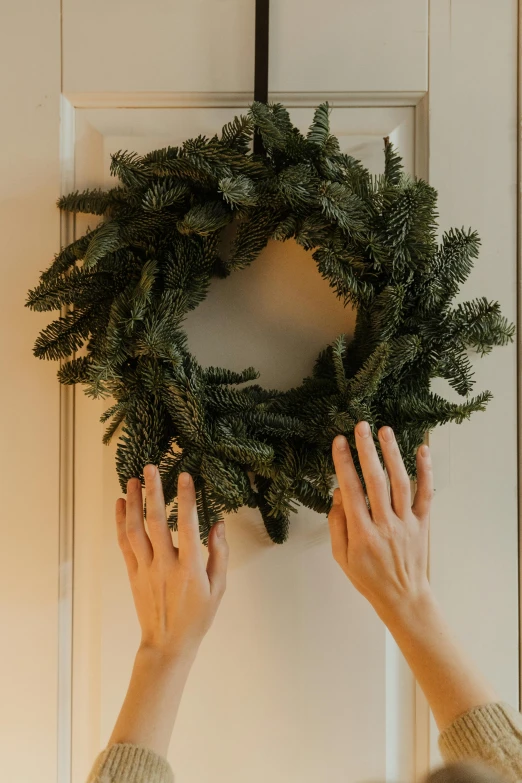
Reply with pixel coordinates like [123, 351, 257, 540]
[143, 464, 176, 561]
[412, 444, 434, 520]
[378, 426, 411, 518]
[206, 521, 229, 598]
[354, 421, 390, 522]
[125, 477, 153, 565]
[332, 434, 371, 534]
[115, 497, 138, 573]
[177, 473, 204, 570]
[328, 488, 348, 566]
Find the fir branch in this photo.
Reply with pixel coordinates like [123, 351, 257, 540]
[203, 365, 260, 385]
[227, 208, 280, 271]
[218, 175, 258, 208]
[103, 406, 127, 445]
[177, 201, 232, 236]
[142, 180, 189, 212]
[383, 137, 403, 186]
[255, 476, 291, 544]
[57, 355, 93, 385]
[306, 102, 332, 148]
[449, 297, 516, 355]
[318, 181, 367, 233]
[83, 221, 125, 270]
[33, 306, 96, 361]
[220, 114, 254, 154]
[57, 187, 129, 215]
[39, 231, 95, 284]
[110, 150, 151, 188]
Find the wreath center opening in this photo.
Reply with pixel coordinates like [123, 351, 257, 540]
[184, 232, 355, 391]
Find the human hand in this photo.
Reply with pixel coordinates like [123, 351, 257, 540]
[116, 466, 229, 662]
[328, 421, 434, 621]
[328, 422, 499, 734]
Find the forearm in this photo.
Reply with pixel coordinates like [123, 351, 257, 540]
[377, 589, 498, 732]
[107, 644, 197, 758]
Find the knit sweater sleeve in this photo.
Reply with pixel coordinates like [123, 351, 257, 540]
[84, 703, 522, 783]
[438, 702, 522, 782]
[85, 743, 174, 783]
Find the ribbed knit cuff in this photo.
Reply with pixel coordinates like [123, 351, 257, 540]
[87, 743, 174, 783]
[438, 702, 522, 762]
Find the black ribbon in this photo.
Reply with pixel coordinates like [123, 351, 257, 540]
[253, 0, 269, 155]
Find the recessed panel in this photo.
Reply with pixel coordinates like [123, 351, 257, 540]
[62, 0, 427, 95]
[71, 105, 416, 783]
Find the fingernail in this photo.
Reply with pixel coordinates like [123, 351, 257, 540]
[419, 444, 430, 458]
[216, 522, 225, 538]
[144, 464, 156, 479]
[334, 435, 348, 451]
[357, 421, 370, 438]
[380, 426, 394, 442]
[179, 472, 191, 487]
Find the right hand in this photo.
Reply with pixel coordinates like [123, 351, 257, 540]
[116, 467, 229, 662]
[328, 421, 434, 620]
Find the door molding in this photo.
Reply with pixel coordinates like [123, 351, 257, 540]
[64, 90, 427, 110]
[516, 0, 522, 712]
[57, 94, 76, 783]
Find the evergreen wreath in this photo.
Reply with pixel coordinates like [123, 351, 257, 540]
[26, 102, 514, 544]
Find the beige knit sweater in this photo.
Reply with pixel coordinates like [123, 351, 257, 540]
[86, 702, 522, 783]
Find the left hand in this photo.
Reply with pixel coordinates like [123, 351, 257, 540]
[116, 466, 229, 662]
[328, 422, 433, 620]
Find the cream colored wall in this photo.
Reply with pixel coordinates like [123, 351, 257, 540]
[0, 2, 61, 782]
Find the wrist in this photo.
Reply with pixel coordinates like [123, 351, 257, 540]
[136, 640, 199, 673]
[108, 640, 198, 756]
[372, 583, 438, 631]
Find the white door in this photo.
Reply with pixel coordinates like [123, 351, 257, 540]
[2, 3, 518, 783]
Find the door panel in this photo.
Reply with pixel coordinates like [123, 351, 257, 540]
[71, 106, 419, 783]
[270, 1, 428, 93]
[62, 1, 256, 94]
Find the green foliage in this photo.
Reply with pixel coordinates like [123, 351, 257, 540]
[26, 101, 515, 544]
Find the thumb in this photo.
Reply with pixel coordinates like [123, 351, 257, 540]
[328, 488, 349, 567]
[207, 521, 229, 598]
[412, 444, 434, 520]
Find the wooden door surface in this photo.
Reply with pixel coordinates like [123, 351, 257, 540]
[1, 3, 519, 783]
